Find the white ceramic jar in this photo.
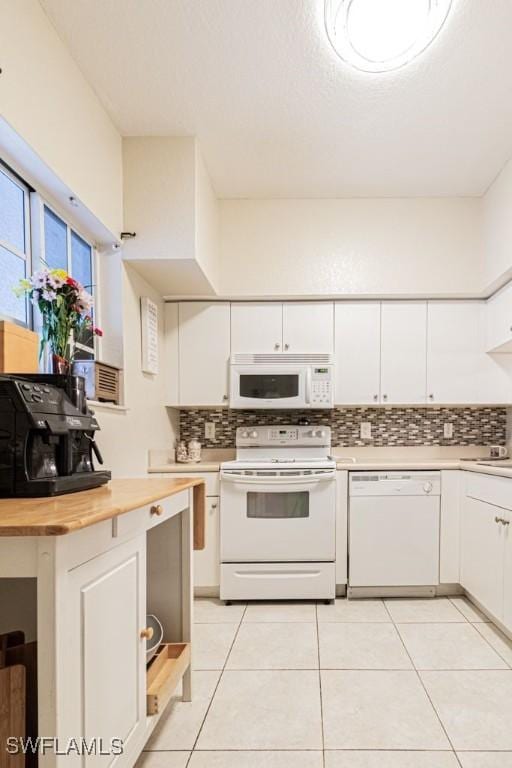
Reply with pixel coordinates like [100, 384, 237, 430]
[188, 439, 202, 463]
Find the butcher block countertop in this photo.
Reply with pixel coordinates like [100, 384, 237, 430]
[0, 477, 205, 538]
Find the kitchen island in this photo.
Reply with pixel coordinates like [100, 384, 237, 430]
[0, 477, 205, 768]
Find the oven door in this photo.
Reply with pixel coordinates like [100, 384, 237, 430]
[220, 469, 336, 562]
[229, 365, 309, 409]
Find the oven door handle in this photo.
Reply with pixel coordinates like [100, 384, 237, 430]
[220, 472, 335, 486]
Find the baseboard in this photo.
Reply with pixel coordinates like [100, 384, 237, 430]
[194, 586, 220, 598]
[463, 589, 512, 641]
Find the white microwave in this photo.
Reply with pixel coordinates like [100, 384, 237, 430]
[229, 354, 334, 409]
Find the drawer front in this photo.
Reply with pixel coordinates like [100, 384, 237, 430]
[180, 472, 219, 496]
[220, 562, 335, 600]
[466, 472, 512, 512]
[115, 490, 191, 540]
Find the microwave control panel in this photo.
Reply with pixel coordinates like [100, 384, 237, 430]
[310, 367, 333, 406]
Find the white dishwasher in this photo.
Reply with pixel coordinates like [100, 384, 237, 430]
[349, 471, 441, 589]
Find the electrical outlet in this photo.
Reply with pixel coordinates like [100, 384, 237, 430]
[444, 422, 454, 439]
[205, 422, 215, 440]
[360, 422, 372, 440]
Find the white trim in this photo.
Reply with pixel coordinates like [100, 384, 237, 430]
[87, 400, 129, 413]
[0, 161, 32, 327]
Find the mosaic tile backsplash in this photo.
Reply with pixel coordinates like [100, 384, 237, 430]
[179, 407, 507, 448]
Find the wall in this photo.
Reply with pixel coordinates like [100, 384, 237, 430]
[94, 265, 178, 477]
[180, 407, 507, 448]
[483, 155, 512, 291]
[195, 144, 220, 289]
[219, 198, 484, 297]
[0, 0, 122, 237]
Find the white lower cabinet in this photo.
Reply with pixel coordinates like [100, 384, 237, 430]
[439, 470, 462, 584]
[504, 527, 512, 629]
[194, 496, 220, 588]
[461, 497, 505, 620]
[63, 535, 147, 767]
[461, 472, 512, 630]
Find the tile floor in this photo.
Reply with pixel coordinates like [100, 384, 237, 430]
[138, 596, 512, 768]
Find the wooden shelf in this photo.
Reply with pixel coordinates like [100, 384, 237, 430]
[146, 643, 191, 716]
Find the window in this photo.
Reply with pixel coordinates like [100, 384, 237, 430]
[41, 203, 96, 360]
[0, 165, 31, 325]
[0, 161, 97, 361]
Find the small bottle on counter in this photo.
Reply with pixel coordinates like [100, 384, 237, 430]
[176, 440, 188, 463]
[188, 439, 202, 463]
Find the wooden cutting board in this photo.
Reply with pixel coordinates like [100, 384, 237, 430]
[0, 664, 25, 768]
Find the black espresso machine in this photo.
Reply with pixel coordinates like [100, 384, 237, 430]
[0, 373, 111, 497]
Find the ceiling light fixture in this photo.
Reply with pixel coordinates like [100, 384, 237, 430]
[324, 0, 452, 73]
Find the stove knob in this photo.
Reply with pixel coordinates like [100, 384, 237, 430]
[313, 429, 326, 438]
[423, 481, 433, 494]
[241, 431, 249, 439]
[249, 430, 258, 439]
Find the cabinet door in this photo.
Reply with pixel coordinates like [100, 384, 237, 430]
[282, 302, 334, 354]
[427, 302, 483, 404]
[194, 497, 220, 588]
[380, 302, 427, 404]
[231, 303, 283, 354]
[503, 515, 512, 631]
[461, 497, 505, 621]
[164, 302, 179, 405]
[486, 282, 512, 352]
[179, 303, 230, 405]
[335, 302, 380, 404]
[64, 535, 146, 767]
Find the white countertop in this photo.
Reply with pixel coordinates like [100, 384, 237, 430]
[148, 457, 512, 479]
[149, 462, 222, 473]
[335, 458, 512, 479]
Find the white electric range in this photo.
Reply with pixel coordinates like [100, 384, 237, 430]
[220, 425, 336, 602]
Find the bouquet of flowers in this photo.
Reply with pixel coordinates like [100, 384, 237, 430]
[16, 268, 102, 371]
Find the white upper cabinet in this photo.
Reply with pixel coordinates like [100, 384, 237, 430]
[335, 302, 381, 404]
[231, 303, 283, 354]
[282, 302, 334, 354]
[486, 282, 512, 352]
[427, 302, 483, 404]
[179, 302, 231, 406]
[380, 302, 427, 404]
[231, 302, 334, 355]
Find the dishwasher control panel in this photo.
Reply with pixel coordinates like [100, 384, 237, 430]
[349, 471, 441, 496]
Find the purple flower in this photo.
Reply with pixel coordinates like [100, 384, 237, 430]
[31, 270, 49, 288]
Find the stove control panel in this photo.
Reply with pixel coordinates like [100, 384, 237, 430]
[236, 425, 331, 446]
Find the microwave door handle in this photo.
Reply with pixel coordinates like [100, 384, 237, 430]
[305, 368, 312, 404]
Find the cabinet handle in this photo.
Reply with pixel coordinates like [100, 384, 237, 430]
[284, 343, 289, 350]
[150, 504, 164, 516]
[495, 516, 509, 525]
[373, 394, 378, 401]
[428, 394, 434, 400]
[495, 516, 501, 524]
[211, 502, 218, 509]
[223, 394, 228, 401]
[140, 627, 154, 640]
[274, 343, 280, 350]
[383, 394, 388, 401]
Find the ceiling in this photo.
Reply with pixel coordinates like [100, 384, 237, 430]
[40, 0, 512, 198]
